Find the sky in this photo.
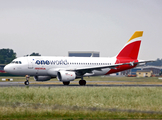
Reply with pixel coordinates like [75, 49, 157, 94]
[0, 0, 162, 60]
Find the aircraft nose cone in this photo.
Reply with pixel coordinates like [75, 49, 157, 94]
[4, 65, 11, 73]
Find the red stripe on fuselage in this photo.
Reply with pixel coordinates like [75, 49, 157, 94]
[105, 59, 138, 75]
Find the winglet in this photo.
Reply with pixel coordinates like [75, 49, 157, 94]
[127, 31, 143, 43]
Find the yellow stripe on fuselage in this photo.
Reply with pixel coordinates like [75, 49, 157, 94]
[127, 31, 143, 43]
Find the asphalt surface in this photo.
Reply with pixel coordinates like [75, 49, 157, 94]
[1, 81, 162, 87]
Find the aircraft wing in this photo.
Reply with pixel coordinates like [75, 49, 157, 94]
[67, 63, 126, 72]
[66, 60, 155, 74]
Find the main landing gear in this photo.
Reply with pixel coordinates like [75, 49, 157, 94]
[62, 79, 86, 86]
[63, 81, 70, 85]
[79, 80, 86, 86]
[24, 75, 30, 85]
[79, 76, 86, 86]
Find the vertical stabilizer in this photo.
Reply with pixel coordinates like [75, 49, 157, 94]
[116, 31, 143, 60]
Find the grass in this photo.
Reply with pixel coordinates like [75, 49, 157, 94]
[0, 87, 162, 119]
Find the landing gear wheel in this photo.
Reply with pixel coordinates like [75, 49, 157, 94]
[79, 80, 86, 86]
[24, 75, 30, 85]
[24, 80, 29, 85]
[63, 81, 70, 85]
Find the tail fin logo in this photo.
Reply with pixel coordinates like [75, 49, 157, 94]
[116, 31, 143, 60]
[127, 31, 143, 43]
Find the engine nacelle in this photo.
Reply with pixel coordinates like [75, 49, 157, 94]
[57, 71, 76, 81]
[34, 76, 51, 81]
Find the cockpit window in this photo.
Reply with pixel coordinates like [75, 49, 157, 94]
[11, 61, 22, 64]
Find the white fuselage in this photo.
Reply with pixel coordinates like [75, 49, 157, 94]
[4, 56, 116, 77]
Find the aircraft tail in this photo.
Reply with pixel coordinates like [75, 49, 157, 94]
[116, 31, 143, 60]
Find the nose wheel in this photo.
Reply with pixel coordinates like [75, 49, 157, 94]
[24, 80, 29, 85]
[24, 75, 30, 85]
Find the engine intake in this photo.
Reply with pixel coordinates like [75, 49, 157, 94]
[57, 71, 76, 81]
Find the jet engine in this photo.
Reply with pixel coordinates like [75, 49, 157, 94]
[57, 71, 76, 81]
[34, 76, 51, 81]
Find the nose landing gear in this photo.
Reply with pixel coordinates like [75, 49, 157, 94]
[24, 75, 30, 85]
[24, 80, 29, 85]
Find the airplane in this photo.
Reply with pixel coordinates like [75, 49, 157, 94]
[4, 31, 154, 85]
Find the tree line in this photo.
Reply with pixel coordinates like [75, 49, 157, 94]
[0, 48, 41, 64]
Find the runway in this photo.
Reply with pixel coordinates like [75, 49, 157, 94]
[1, 81, 162, 87]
